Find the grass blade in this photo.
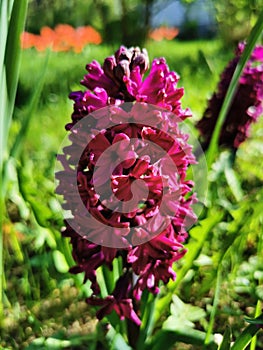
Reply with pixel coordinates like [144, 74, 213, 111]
[10, 51, 50, 160]
[231, 323, 261, 350]
[0, 1, 8, 71]
[218, 326, 232, 350]
[4, 0, 27, 112]
[205, 263, 222, 344]
[0, 0, 28, 322]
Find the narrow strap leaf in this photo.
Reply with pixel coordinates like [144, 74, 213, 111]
[231, 323, 261, 350]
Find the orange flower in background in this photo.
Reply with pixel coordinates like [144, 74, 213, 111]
[149, 27, 179, 41]
[53, 24, 76, 52]
[21, 32, 38, 49]
[21, 24, 102, 52]
[36, 26, 56, 51]
[74, 26, 102, 52]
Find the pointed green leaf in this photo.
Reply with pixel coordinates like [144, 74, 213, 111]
[4, 0, 28, 109]
[163, 295, 206, 330]
[244, 313, 263, 325]
[106, 326, 132, 350]
[218, 326, 232, 350]
[231, 324, 261, 350]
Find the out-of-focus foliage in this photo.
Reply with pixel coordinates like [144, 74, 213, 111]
[26, 0, 150, 46]
[213, 0, 263, 44]
[26, 0, 99, 31]
[25, 0, 219, 46]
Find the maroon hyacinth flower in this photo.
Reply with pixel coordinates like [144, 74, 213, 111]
[127, 230, 187, 299]
[197, 42, 263, 150]
[87, 274, 141, 326]
[57, 46, 197, 325]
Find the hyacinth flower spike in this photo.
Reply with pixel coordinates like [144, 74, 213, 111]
[197, 42, 263, 152]
[56, 45, 197, 329]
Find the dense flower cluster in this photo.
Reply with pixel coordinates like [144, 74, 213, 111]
[197, 42, 263, 150]
[21, 24, 102, 52]
[57, 46, 196, 325]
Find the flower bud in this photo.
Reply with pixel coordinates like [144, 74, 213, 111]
[103, 56, 116, 80]
[131, 47, 149, 74]
[114, 59, 130, 81]
[115, 45, 133, 63]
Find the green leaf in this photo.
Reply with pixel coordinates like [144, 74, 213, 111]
[244, 313, 263, 325]
[34, 227, 56, 250]
[194, 254, 213, 267]
[218, 326, 232, 350]
[255, 285, 263, 299]
[148, 329, 217, 350]
[2, 0, 28, 157]
[110, 334, 132, 350]
[45, 337, 71, 348]
[106, 326, 132, 350]
[96, 266, 109, 298]
[0, 0, 28, 322]
[136, 291, 157, 349]
[52, 250, 69, 274]
[224, 154, 243, 202]
[0, 1, 9, 71]
[231, 324, 261, 350]
[4, 0, 28, 111]
[163, 295, 206, 330]
[102, 264, 115, 294]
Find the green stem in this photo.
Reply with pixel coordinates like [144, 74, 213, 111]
[205, 263, 222, 344]
[136, 291, 157, 349]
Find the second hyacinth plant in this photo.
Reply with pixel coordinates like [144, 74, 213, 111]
[197, 42, 263, 151]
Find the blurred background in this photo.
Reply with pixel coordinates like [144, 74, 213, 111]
[25, 0, 261, 45]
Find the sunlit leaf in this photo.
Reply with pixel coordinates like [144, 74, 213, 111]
[52, 250, 69, 274]
[163, 295, 206, 330]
